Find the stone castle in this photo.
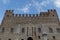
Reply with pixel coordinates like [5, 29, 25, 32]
[0, 9, 60, 40]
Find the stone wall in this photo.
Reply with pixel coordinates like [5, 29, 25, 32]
[0, 9, 60, 40]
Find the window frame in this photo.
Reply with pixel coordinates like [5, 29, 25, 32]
[56, 28, 60, 33]
[38, 28, 41, 33]
[10, 28, 14, 33]
[22, 28, 25, 33]
[49, 27, 53, 33]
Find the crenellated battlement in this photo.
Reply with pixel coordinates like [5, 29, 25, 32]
[48, 9, 56, 12]
[1, 9, 60, 40]
[13, 14, 40, 17]
[5, 9, 57, 17]
[6, 10, 14, 13]
[1, 9, 59, 25]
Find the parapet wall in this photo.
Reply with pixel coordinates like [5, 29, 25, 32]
[13, 14, 40, 17]
[1, 9, 59, 25]
[5, 9, 57, 17]
[6, 10, 14, 13]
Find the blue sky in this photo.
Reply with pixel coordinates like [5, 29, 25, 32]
[0, 0, 60, 24]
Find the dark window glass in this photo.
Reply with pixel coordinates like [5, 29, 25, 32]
[8, 38, 11, 40]
[22, 28, 25, 33]
[56, 28, 60, 33]
[49, 28, 53, 33]
[38, 36, 40, 39]
[2, 27, 5, 32]
[38, 28, 41, 33]
[11, 28, 14, 32]
[52, 36, 55, 39]
[21, 39, 24, 40]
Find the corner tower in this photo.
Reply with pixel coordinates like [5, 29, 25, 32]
[48, 9, 57, 16]
[1, 10, 14, 26]
[48, 9, 59, 23]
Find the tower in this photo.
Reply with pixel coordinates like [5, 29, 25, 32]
[1, 10, 14, 26]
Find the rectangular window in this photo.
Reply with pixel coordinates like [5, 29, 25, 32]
[38, 36, 40, 39]
[38, 28, 41, 33]
[56, 28, 60, 33]
[22, 28, 25, 33]
[11, 28, 14, 32]
[49, 28, 53, 33]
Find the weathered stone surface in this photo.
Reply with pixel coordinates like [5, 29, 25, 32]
[0, 9, 60, 40]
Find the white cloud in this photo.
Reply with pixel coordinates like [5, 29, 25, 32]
[16, 4, 32, 13]
[40, 0, 49, 6]
[54, 0, 60, 8]
[15, 0, 51, 13]
[21, 4, 31, 13]
[2, 0, 10, 4]
[20, 7, 29, 13]
[31, 0, 49, 13]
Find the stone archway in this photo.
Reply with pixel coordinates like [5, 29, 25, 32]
[27, 37, 33, 40]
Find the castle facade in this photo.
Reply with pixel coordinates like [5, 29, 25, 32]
[0, 9, 60, 40]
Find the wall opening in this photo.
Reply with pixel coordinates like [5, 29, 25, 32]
[8, 38, 11, 40]
[27, 37, 33, 40]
